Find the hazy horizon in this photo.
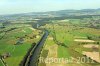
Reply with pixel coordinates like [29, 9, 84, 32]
[0, 0, 100, 15]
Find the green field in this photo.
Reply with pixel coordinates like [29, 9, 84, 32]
[0, 24, 43, 66]
[39, 19, 100, 66]
[0, 59, 3, 66]
[0, 16, 100, 66]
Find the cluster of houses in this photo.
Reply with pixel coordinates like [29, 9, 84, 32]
[0, 52, 11, 59]
[15, 37, 24, 45]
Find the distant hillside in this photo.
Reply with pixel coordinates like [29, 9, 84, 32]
[0, 8, 100, 20]
[25, 8, 100, 17]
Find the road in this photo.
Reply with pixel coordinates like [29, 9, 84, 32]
[24, 30, 49, 66]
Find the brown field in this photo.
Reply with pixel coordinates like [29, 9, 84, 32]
[74, 39, 95, 42]
[48, 37, 53, 40]
[83, 44, 99, 48]
[82, 51, 100, 63]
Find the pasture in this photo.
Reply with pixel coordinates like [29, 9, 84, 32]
[0, 24, 42, 66]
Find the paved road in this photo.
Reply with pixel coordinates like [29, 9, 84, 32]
[25, 30, 49, 66]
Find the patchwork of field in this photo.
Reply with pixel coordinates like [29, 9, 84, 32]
[39, 19, 100, 66]
[0, 18, 100, 66]
[0, 24, 43, 66]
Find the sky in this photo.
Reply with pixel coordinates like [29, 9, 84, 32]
[0, 0, 100, 15]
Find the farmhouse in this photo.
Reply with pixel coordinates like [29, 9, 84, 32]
[16, 37, 24, 45]
[2, 53, 11, 59]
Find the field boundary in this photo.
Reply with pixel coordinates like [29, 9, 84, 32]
[0, 57, 8, 66]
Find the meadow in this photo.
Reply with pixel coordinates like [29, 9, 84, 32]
[0, 24, 42, 66]
[39, 18, 100, 66]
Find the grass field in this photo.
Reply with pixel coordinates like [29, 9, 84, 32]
[0, 24, 43, 66]
[39, 19, 100, 66]
[58, 46, 70, 58]
[0, 18, 100, 66]
[0, 59, 3, 66]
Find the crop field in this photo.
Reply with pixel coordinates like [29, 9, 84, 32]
[0, 1, 100, 66]
[0, 24, 43, 66]
[39, 19, 100, 66]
